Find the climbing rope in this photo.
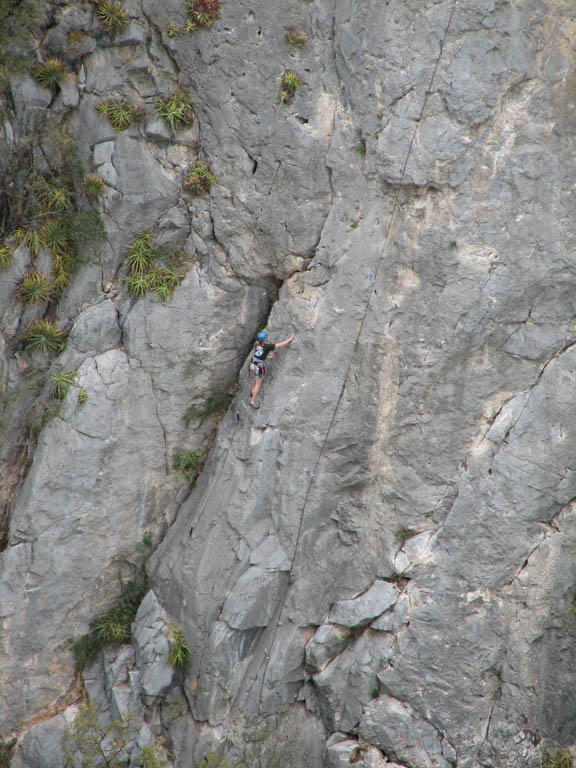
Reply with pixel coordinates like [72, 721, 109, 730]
[249, 0, 459, 762]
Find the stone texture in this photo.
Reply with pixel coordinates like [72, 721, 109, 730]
[3, 0, 576, 767]
[132, 590, 174, 698]
[328, 581, 400, 628]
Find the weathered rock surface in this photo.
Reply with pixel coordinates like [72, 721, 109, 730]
[2, 0, 576, 766]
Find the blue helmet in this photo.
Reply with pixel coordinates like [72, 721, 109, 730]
[257, 331, 269, 342]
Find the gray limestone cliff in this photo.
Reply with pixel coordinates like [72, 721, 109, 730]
[2, 0, 576, 766]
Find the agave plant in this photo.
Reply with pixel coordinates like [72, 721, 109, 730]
[96, 100, 140, 131]
[150, 266, 179, 299]
[39, 218, 70, 255]
[125, 272, 152, 296]
[17, 270, 52, 304]
[51, 366, 77, 400]
[24, 320, 64, 353]
[34, 58, 68, 91]
[96, 0, 129, 36]
[155, 91, 195, 130]
[126, 231, 154, 273]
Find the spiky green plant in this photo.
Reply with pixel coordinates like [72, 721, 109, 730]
[184, 161, 217, 195]
[96, 0, 129, 36]
[125, 272, 152, 296]
[126, 231, 154, 273]
[24, 320, 64, 353]
[33, 58, 67, 91]
[14, 228, 42, 256]
[168, 626, 191, 669]
[17, 270, 52, 304]
[33, 176, 71, 212]
[280, 70, 301, 103]
[39, 218, 70, 254]
[155, 91, 194, 129]
[78, 388, 88, 405]
[150, 266, 179, 299]
[96, 99, 139, 131]
[187, 0, 221, 28]
[71, 583, 145, 669]
[167, 21, 181, 38]
[51, 367, 77, 400]
[0, 245, 12, 271]
[83, 173, 105, 200]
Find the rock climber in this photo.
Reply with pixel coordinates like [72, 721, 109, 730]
[249, 329, 296, 409]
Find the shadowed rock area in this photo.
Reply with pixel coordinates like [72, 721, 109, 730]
[2, 0, 576, 766]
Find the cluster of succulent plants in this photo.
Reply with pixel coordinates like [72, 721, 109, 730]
[96, 99, 141, 131]
[155, 90, 195, 129]
[0, 132, 106, 358]
[124, 231, 182, 300]
[184, 161, 217, 195]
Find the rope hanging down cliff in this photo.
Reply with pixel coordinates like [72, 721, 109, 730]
[249, 0, 460, 759]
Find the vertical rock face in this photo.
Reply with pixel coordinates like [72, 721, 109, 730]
[2, 0, 576, 766]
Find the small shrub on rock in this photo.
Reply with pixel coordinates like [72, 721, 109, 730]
[0, 245, 12, 271]
[33, 57, 67, 91]
[13, 228, 41, 256]
[96, 0, 129, 36]
[186, 0, 221, 29]
[51, 366, 77, 400]
[124, 232, 183, 300]
[24, 320, 64, 353]
[184, 161, 217, 195]
[83, 172, 105, 200]
[280, 70, 300, 104]
[71, 582, 146, 669]
[33, 175, 72, 212]
[167, 21, 182, 38]
[155, 90, 194, 129]
[96, 99, 140, 131]
[168, 625, 191, 669]
[17, 270, 52, 304]
[174, 448, 205, 484]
